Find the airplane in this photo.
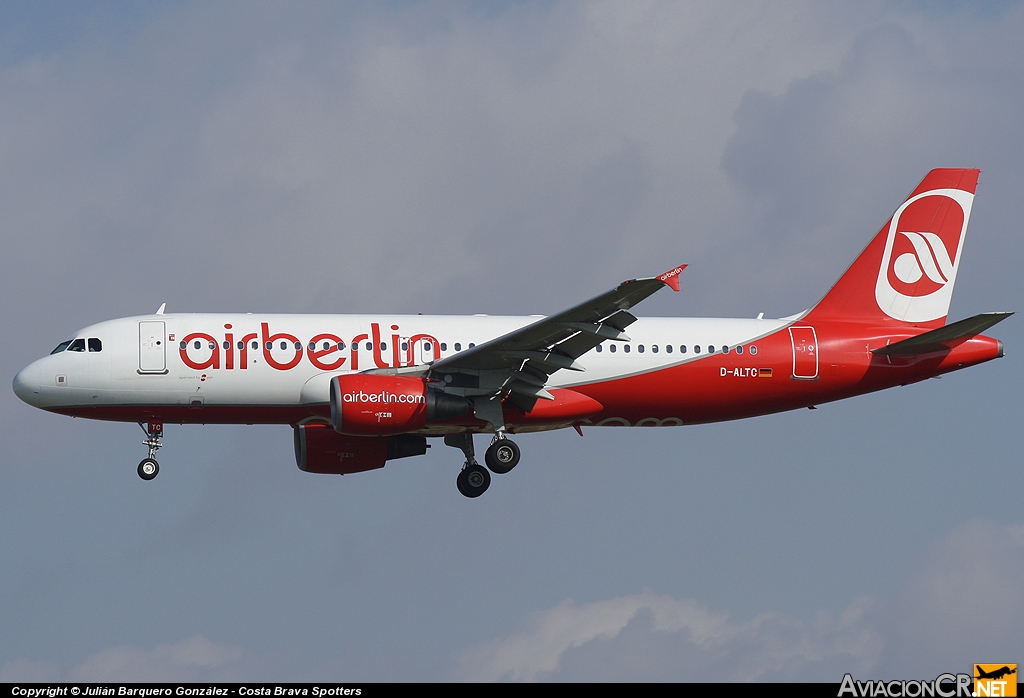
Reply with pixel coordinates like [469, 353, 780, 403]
[12, 168, 1011, 497]
[975, 666, 1016, 681]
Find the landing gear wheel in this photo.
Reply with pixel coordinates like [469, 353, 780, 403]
[138, 458, 159, 481]
[485, 439, 520, 474]
[457, 463, 490, 498]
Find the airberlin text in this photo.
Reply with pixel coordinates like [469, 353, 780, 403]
[342, 391, 425, 404]
[838, 673, 972, 697]
[178, 322, 439, 373]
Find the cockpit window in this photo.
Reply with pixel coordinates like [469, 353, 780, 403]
[51, 340, 73, 354]
[67, 338, 86, 352]
[88, 338, 102, 352]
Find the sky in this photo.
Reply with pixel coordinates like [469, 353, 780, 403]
[1, 0, 1022, 682]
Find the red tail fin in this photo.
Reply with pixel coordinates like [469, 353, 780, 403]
[805, 169, 979, 328]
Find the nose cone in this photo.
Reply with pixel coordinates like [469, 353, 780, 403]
[13, 361, 42, 407]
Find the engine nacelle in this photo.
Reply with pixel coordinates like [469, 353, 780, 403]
[294, 423, 429, 474]
[330, 374, 427, 435]
[329, 374, 471, 436]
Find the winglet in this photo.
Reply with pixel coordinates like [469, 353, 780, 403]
[656, 264, 687, 292]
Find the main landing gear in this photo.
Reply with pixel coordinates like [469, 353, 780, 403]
[137, 420, 163, 481]
[485, 435, 520, 474]
[445, 432, 521, 498]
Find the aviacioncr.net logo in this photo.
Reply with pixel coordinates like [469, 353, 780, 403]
[874, 188, 974, 323]
[838, 673, 973, 697]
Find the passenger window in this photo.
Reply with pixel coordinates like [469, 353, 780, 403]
[441, 343, 448, 351]
[295, 342, 302, 351]
[365, 342, 372, 351]
[736, 345, 744, 354]
[596, 344, 603, 352]
[455, 343, 462, 351]
[251, 341, 258, 350]
[224, 341, 231, 350]
[237, 341, 244, 350]
[266, 342, 273, 350]
[401, 342, 408, 352]
[424, 343, 432, 353]
[722, 346, 729, 354]
[195, 341, 203, 350]
[624, 344, 631, 353]
[695, 345, 701, 354]
[638, 345, 645, 353]
[180, 341, 187, 350]
[337, 341, 346, 351]
[610, 344, 617, 353]
[708, 345, 715, 353]
[652, 345, 658, 353]
[469, 343, 475, 348]
[665, 345, 672, 354]
[680, 345, 687, 354]
[209, 341, 216, 350]
[88, 338, 102, 352]
[380, 343, 387, 351]
[51, 340, 72, 354]
[750, 345, 758, 355]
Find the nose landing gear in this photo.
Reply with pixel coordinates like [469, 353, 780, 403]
[137, 421, 163, 481]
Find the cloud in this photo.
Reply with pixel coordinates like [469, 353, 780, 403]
[0, 657, 61, 682]
[456, 592, 881, 682]
[456, 520, 1024, 681]
[721, 11, 1024, 310]
[0, 637, 244, 683]
[878, 521, 1024, 676]
[65, 636, 243, 683]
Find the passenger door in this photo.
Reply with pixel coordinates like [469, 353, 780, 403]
[789, 326, 818, 380]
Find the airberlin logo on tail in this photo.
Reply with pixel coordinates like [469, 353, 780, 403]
[892, 231, 955, 289]
[875, 188, 974, 323]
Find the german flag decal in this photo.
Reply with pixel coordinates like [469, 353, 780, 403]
[759, 368, 773, 378]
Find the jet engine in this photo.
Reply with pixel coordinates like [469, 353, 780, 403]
[329, 374, 470, 436]
[293, 422, 429, 474]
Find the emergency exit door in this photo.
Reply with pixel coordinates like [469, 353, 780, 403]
[139, 321, 167, 373]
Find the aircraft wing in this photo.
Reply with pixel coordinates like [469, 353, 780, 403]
[426, 264, 686, 412]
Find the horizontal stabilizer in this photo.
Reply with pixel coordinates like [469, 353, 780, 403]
[873, 312, 1013, 356]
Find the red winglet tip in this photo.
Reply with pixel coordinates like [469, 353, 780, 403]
[656, 264, 687, 292]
